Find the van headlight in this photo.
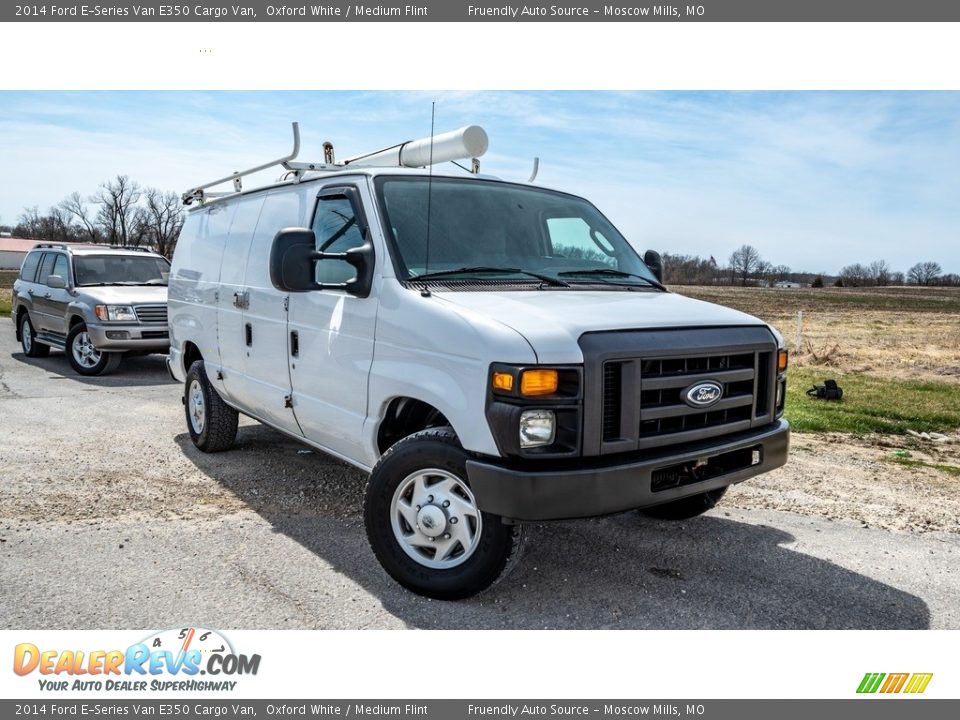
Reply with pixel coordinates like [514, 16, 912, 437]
[519, 409, 556, 448]
[95, 305, 137, 322]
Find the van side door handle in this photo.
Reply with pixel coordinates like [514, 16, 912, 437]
[244, 323, 253, 346]
[290, 330, 299, 358]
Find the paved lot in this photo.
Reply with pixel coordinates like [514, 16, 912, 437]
[1, 330, 958, 629]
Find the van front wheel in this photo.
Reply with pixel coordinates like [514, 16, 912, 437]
[185, 360, 238, 453]
[364, 428, 524, 600]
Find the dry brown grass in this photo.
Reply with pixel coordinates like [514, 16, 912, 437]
[675, 286, 960, 384]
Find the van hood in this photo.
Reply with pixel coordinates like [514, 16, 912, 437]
[431, 289, 769, 363]
[76, 285, 168, 306]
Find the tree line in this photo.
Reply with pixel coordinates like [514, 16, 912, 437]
[662, 244, 957, 287]
[1, 175, 183, 259]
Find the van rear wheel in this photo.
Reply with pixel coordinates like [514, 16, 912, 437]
[364, 428, 524, 600]
[185, 360, 238, 453]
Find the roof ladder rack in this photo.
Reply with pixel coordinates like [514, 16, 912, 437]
[181, 123, 336, 206]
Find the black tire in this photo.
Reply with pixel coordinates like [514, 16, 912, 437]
[640, 486, 728, 521]
[66, 323, 122, 376]
[364, 427, 524, 600]
[185, 359, 238, 453]
[19, 313, 50, 358]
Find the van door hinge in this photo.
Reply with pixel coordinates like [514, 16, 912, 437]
[284, 394, 293, 409]
[283, 296, 289, 312]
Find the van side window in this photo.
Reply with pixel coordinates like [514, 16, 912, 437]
[51, 254, 69, 285]
[19, 251, 42, 282]
[312, 194, 365, 285]
[35, 253, 56, 285]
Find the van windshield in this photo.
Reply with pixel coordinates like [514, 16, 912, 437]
[74, 254, 171, 286]
[376, 177, 661, 289]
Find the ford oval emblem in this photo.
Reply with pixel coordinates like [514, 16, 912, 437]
[683, 380, 724, 408]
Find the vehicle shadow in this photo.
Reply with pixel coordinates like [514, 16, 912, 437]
[9, 349, 175, 387]
[177, 425, 931, 630]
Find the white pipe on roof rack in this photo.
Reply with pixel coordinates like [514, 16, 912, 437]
[343, 126, 488, 168]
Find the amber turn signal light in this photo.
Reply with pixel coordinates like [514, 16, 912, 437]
[492, 371, 514, 392]
[777, 349, 789, 373]
[520, 369, 559, 397]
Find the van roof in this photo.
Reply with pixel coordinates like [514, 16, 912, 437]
[186, 166, 507, 212]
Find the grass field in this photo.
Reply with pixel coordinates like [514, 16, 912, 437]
[0, 270, 14, 317]
[675, 285, 960, 444]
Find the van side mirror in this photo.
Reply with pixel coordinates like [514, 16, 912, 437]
[269, 227, 374, 298]
[643, 250, 663, 284]
[47, 275, 66, 289]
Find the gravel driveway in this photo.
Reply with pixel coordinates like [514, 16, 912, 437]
[1, 330, 958, 629]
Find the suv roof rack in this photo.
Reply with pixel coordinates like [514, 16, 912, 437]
[181, 122, 489, 206]
[32, 243, 161, 254]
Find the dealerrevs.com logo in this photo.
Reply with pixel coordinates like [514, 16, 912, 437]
[857, 673, 933, 694]
[13, 627, 261, 692]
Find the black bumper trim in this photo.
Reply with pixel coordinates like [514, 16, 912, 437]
[466, 419, 789, 521]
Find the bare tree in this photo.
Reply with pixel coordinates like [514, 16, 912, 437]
[138, 188, 184, 258]
[907, 261, 942, 286]
[94, 175, 142, 246]
[839, 263, 870, 287]
[729, 244, 762, 286]
[59, 191, 101, 244]
[15, 205, 73, 242]
[868, 259, 891, 286]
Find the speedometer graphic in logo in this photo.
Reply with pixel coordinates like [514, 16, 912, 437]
[140, 627, 234, 658]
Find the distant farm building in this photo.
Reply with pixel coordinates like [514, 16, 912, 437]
[0, 237, 38, 270]
[774, 281, 803, 289]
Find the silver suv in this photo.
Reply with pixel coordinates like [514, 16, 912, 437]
[12, 244, 171, 376]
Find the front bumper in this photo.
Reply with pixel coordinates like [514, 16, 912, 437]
[466, 419, 789, 521]
[86, 322, 170, 352]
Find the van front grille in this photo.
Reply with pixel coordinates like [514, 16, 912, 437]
[581, 326, 779, 456]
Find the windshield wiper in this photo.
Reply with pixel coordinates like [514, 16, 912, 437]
[409, 266, 570, 287]
[558, 268, 665, 290]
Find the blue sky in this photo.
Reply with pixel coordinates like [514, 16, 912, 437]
[1, 91, 957, 274]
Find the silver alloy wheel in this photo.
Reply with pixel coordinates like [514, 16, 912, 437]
[21, 317, 32, 353]
[71, 330, 101, 368]
[390, 468, 483, 569]
[188, 379, 206, 435]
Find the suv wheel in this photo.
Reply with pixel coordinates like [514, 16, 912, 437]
[19, 314, 50, 358]
[364, 427, 524, 600]
[640, 486, 728, 521]
[67, 323, 122, 376]
[185, 359, 238, 452]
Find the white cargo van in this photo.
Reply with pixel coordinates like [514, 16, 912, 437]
[168, 124, 789, 599]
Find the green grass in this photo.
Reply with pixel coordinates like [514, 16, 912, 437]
[785, 367, 960, 435]
[891, 457, 960, 477]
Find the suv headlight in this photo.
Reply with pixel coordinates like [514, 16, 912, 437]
[95, 305, 137, 322]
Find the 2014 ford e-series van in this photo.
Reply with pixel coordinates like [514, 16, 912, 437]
[168, 124, 789, 599]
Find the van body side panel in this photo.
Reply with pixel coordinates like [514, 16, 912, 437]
[233, 187, 311, 435]
[215, 195, 265, 405]
[169, 205, 233, 379]
[367, 281, 538, 461]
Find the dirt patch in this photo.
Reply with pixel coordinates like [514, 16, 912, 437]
[726, 433, 960, 534]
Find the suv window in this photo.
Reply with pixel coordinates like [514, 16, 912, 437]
[73, 254, 170, 286]
[36, 253, 57, 285]
[19, 251, 42, 282]
[312, 193, 365, 285]
[50, 254, 69, 285]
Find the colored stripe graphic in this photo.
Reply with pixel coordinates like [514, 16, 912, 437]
[857, 673, 885, 693]
[904, 673, 933, 694]
[857, 672, 932, 694]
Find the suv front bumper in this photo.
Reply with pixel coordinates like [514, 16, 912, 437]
[466, 419, 789, 521]
[86, 322, 170, 352]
